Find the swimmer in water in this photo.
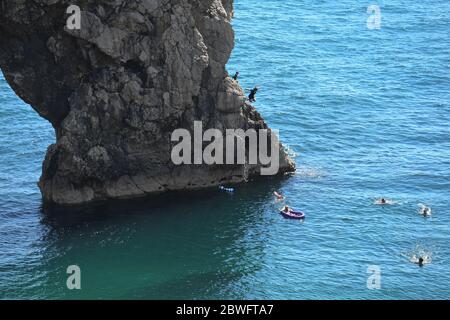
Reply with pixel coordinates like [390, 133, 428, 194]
[274, 191, 285, 201]
[375, 198, 393, 205]
[411, 254, 431, 266]
[419, 204, 432, 217]
[418, 257, 424, 267]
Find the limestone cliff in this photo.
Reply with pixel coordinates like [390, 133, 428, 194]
[0, 0, 295, 205]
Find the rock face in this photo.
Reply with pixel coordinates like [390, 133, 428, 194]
[0, 0, 295, 205]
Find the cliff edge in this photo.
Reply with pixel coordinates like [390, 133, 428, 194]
[0, 0, 295, 205]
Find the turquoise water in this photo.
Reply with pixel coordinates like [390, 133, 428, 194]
[1, 0, 449, 299]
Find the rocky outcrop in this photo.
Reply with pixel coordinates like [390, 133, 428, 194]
[0, 0, 295, 205]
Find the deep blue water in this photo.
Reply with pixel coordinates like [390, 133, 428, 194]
[0, 0, 449, 299]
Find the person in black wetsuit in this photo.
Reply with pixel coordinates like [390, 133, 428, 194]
[418, 257, 424, 267]
[248, 86, 258, 102]
[232, 71, 239, 81]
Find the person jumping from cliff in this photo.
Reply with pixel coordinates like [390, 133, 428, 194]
[232, 71, 239, 81]
[248, 86, 258, 102]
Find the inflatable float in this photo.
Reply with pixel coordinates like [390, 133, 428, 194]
[279, 209, 305, 220]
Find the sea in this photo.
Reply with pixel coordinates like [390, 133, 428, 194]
[0, 0, 449, 299]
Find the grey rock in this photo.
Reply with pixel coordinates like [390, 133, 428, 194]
[0, 0, 295, 205]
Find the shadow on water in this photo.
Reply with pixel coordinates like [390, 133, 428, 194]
[40, 175, 289, 228]
[32, 176, 291, 299]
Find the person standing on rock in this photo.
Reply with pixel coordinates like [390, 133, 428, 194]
[248, 86, 258, 102]
[232, 71, 239, 81]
